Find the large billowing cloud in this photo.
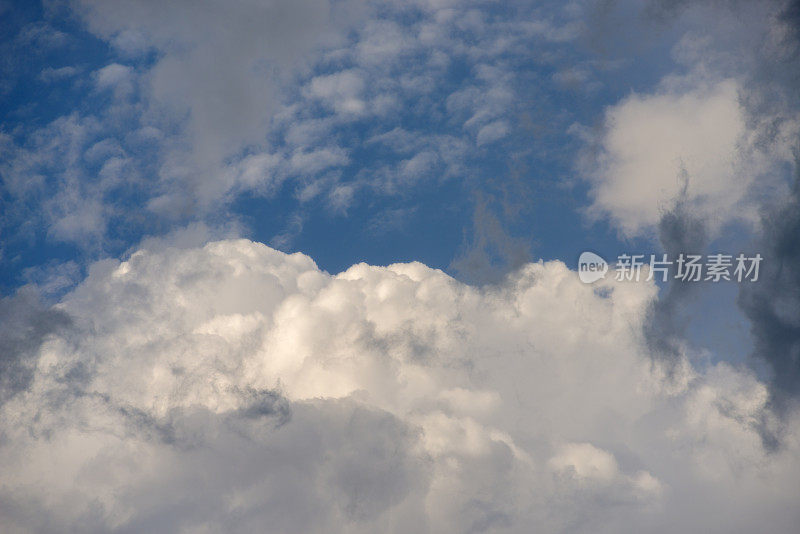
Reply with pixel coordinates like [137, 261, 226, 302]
[1, 239, 798, 532]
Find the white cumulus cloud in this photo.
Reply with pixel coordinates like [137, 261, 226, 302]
[0, 239, 799, 532]
[582, 75, 799, 238]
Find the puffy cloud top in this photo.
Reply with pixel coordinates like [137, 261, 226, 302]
[1, 239, 799, 532]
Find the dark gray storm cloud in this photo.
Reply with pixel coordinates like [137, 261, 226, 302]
[643, 186, 788, 449]
[739, 175, 800, 401]
[643, 188, 708, 368]
[633, 0, 800, 402]
[0, 288, 70, 404]
[717, 0, 800, 401]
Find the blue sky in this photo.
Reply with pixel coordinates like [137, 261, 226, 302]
[1, 0, 686, 291]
